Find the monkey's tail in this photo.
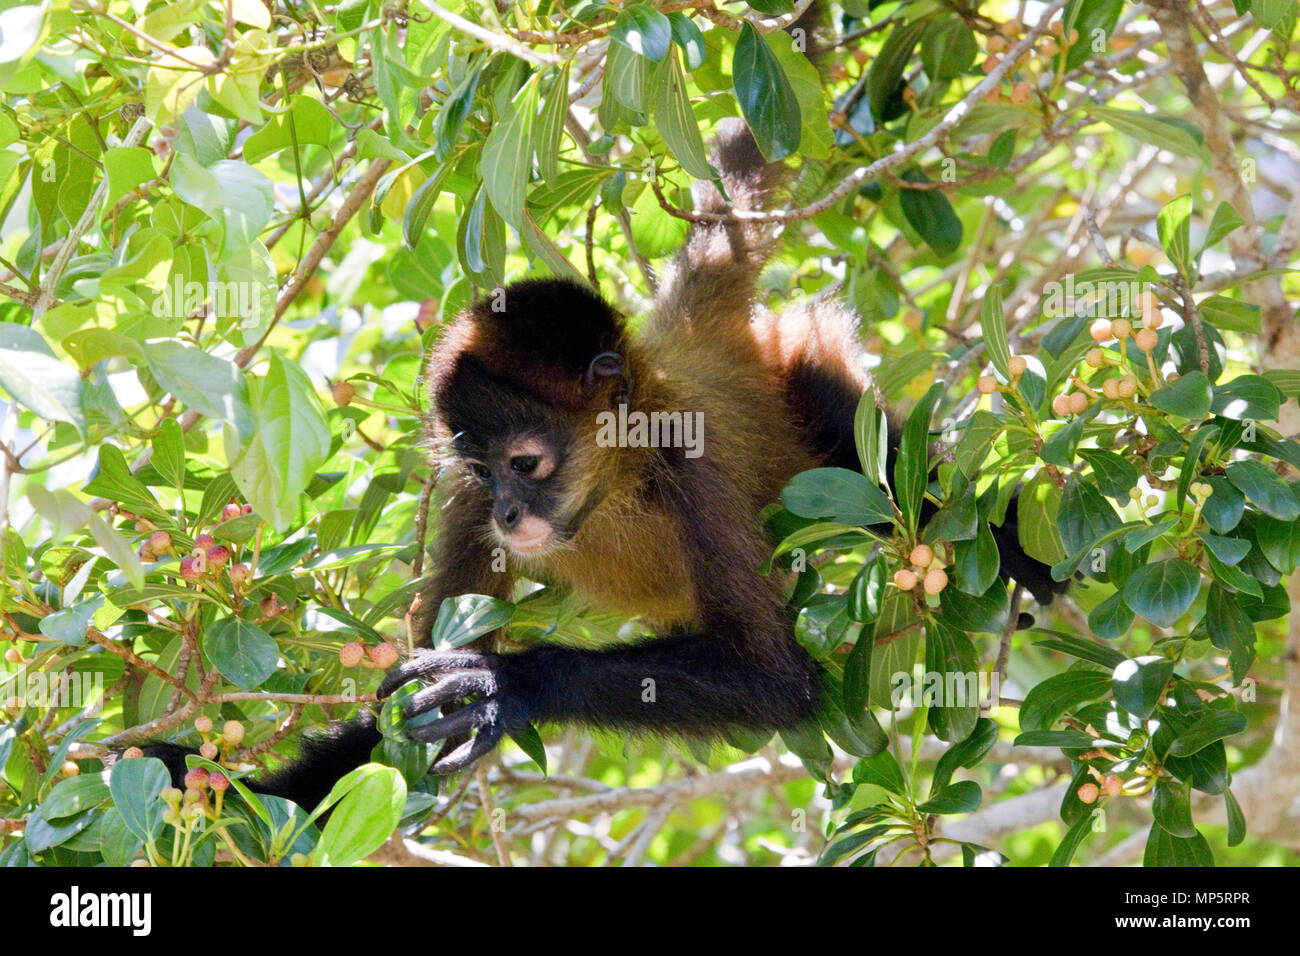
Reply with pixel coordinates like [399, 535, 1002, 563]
[138, 712, 383, 814]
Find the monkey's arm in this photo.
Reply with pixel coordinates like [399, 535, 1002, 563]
[379, 457, 819, 772]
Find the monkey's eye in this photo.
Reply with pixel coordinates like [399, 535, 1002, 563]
[468, 462, 492, 481]
[510, 455, 540, 475]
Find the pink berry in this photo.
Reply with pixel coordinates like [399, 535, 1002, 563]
[199, 742, 218, 760]
[221, 502, 242, 521]
[122, 746, 144, 759]
[179, 556, 202, 581]
[184, 768, 210, 790]
[194, 533, 216, 550]
[241, 504, 253, 515]
[149, 531, 172, 553]
[339, 642, 365, 668]
[195, 716, 213, 734]
[206, 545, 230, 568]
[209, 771, 230, 793]
[229, 563, 251, 589]
[368, 642, 399, 669]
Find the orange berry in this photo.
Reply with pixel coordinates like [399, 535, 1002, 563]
[1052, 394, 1071, 416]
[1111, 318, 1132, 339]
[1007, 356, 1028, 376]
[122, 746, 144, 759]
[909, 544, 934, 568]
[977, 375, 998, 394]
[1077, 782, 1100, 804]
[199, 742, 219, 760]
[1135, 328, 1158, 352]
[1067, 392, 1090, 414]
[331, 382, 355, 407]
[1090, 319, 1112, 342]
[1117, 375, 1139, 399]
[62, 761, 79, 777]
[195, 716, 213, 734]
[368, 642, 399, 669]
[1010, 81, 1032, 105]
[1102, 378, 1121, 400]
[1086, 347, 1105, 369]
[894, 569, 918, 591]
[339, 642, 365, 667]
[981, 55, 1002, 74]
[221, 721, 245, 746]
[923, 568, 949, 595]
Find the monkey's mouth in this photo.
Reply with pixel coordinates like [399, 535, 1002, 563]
[503, 517, 555, 555]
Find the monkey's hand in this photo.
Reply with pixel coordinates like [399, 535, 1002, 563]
[376, 649, 528, 774]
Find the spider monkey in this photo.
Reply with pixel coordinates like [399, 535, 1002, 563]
[143, 120, 1062, 810]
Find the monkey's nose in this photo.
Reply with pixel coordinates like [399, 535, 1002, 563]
[502, 504, 522, 529]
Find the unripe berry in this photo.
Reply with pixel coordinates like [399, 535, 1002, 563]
[184, 768, 210, 791]
[209, 771, 230, 794]
[1111, 318, 1132, 339]
[229, 563, 251, 589]
[221, 720, 245, 746]
[123, 746, 144, 759]
[1102, 378, 1121, 400]
[923, 567, 948, 595]
[339, 642, 365, 668]
[1135, 328, 1158, 352]
[309, 208, 333, 232]
[1010, 80, 1032, 105]
[1052, 394, 1071, 416]
[149, 531, 172, 554]
[894, 569, 918, 591]
[195, 715, 213, 734]
[183, 787, 204, 805]
[1039, 37, 1060, 56]
[1103, 775, 1123, 797]
[199, 742, 219, 760]
[331, 382, 356, 407]
[161, 787, 183, 807]
[1117, 375, 1138, 399]
[368, 642, 399, 669]
[206, 545, 230, 568]
[909, 544, 934, 569]
[1089, 319, 1112, 342]
[163, 807, 183, 827]
[5, 648, 23, 664]
[183, 801, 205, 822]
[977, 375, 998, 395]
[415, 299, 438, 333]
[62, 761, 79, 777]
[179, 556, 202, 581]
[1007, 355, 1027, 376]
[1085, 348, 1105, 369]
[221, 502, 242, 521]
[290, 853, 310, 867]
[1145, 494, 1159, 508]
[999, 18, 1023, 36]
[1077, 782, 1100, 804]
[981, 55, 1002, 74]
[1067, 391, 1089, 414]
[987, 34, 1009, 53]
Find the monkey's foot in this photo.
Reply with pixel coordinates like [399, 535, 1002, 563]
[377, 649, 525, 774]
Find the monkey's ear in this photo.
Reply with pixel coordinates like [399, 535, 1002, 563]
[585, 350, 631, 405]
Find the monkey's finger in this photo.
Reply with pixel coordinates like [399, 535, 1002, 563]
[430, 723, 503, 775]
[377, 650, 489, 698]
[405, 699, 494, 744]
[402, 670, 498, 718]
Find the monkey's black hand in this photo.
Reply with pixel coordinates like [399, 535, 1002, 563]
[377, 649, 528, 774]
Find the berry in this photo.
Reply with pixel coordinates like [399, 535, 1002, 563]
[206, 545, 230, 568]
[161, 787, 183, 807]
[1102, 378, 1121, 400]
[149, 531, 172, 554]
[901, 309, 923, 332]
[222, 720, 245, 746]
[339, 642, 365, 668]
[195, 716, 213, 734]
[1010, 81, 1032, 105]
[183, 787, 204, 805]
[5, 648, 23, 664]
[893, 569, 918, 591]
[909, 544, 934, 569]
[183, 802, 205, 822]
[184, 768, 210, 790]
[368, 642, 399, 669]
[1117, 375, 1138, 399]
[999, 19, 1023, 36]
[1111, 318, 1133, 339]
[62, 761, 79, 777]
[1039, 37, 1060, 56]
[1077, 782, 1100, 804]
[1052, 394, 1071, 416]
[1089, 319, 1112, 342]
[1103, 775, 1123, 797]
[1085, 347, 1105, 368]
[290, 853, 310, 867]
[138, 543, 155, 562]
[986, 34, 1009, 54]
[199, 742, 219, 760]
[221, 502, 242, 521]
[1007, 356, 1027, 377]
[241, 504, 254, 515]
[1135, 328, 1158, 352]
[209, 772, 230, 794]
[981, 55, 1002, 74]
[260, 595, 283, 618]
[977, 375, 998, 395]
[415, 299, 438, 333]
[123, 746, 144, 759]
[1067, 392, 1089, 414]
[179, 556, 202, 581]
[923, 567, 949, 596]
[229, 563, 251, 589]
[194, 533, 216, 550]
[331, 382, 356, 407]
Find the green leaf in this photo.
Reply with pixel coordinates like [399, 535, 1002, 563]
[1224, 788, 1247, 846]
[979, 286, 1011, 382]
[1144, 826, 1214, 867]
[109, 757, 170, 843]
[1156, 194, 1193, 277]
[930, 718, 997, 795]
[1225, 460, 1300, 521]
[1077, 449, 1139, 500]
[430, 594, 515, 649]
[1048, 808, 1097, 867]
[203, 616, 278, 690]
[916, 779, 982, 814]
[508, 723, 548, 775]
[851, 749, 906, 794]
[1205, 584, 1257, 683]
[146, 340, 253, 435]
[1091, 106, 1206, 158]
[481, 77, 538, 228]
[1211, 374, 1283, 421]
[42, 774, 111, 820]
[1151, 779, 1197, 838]
[854, 392, 887, 486]
[925, 619, 980, 742]
[899, 171, 962, 257]
[846, 554, 886, 625]
[868, 19, 929, 122]
[667, 13, 706, 70]
[1087, 590, 1135, 639]
[653, 50, 713, 179]
[1202, 475, 1244, 533]
[781, 467, 895, 526]
[1020, 670, 1111, 731]
[1148, 369, 1212, 419]
[733, 21, 801, 162]
[535, 61, 570, 184]
[151, 417, 186, 489]
[1033, 630, 1127, 668]
[1167, 709, 1247, 757]
[1111, 655, 1176, 720]
[0, 323, 85, 431]
[104, 145, 158, 206]
[895, 382, 943, 534]
[1122, 559, 1200, 628]
[1203, 201, 1245, 251]
[315, 765, 406, 866]
[611, 4, 672, 61]
[920, 19, 976, 81]
[1255, 516, 1300, 573]
[242, 94, 334, 164]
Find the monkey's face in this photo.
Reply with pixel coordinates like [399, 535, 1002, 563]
[458, 432, 578, 556]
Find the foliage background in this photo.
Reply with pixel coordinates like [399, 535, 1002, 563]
[0, 0, 1298, 866]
